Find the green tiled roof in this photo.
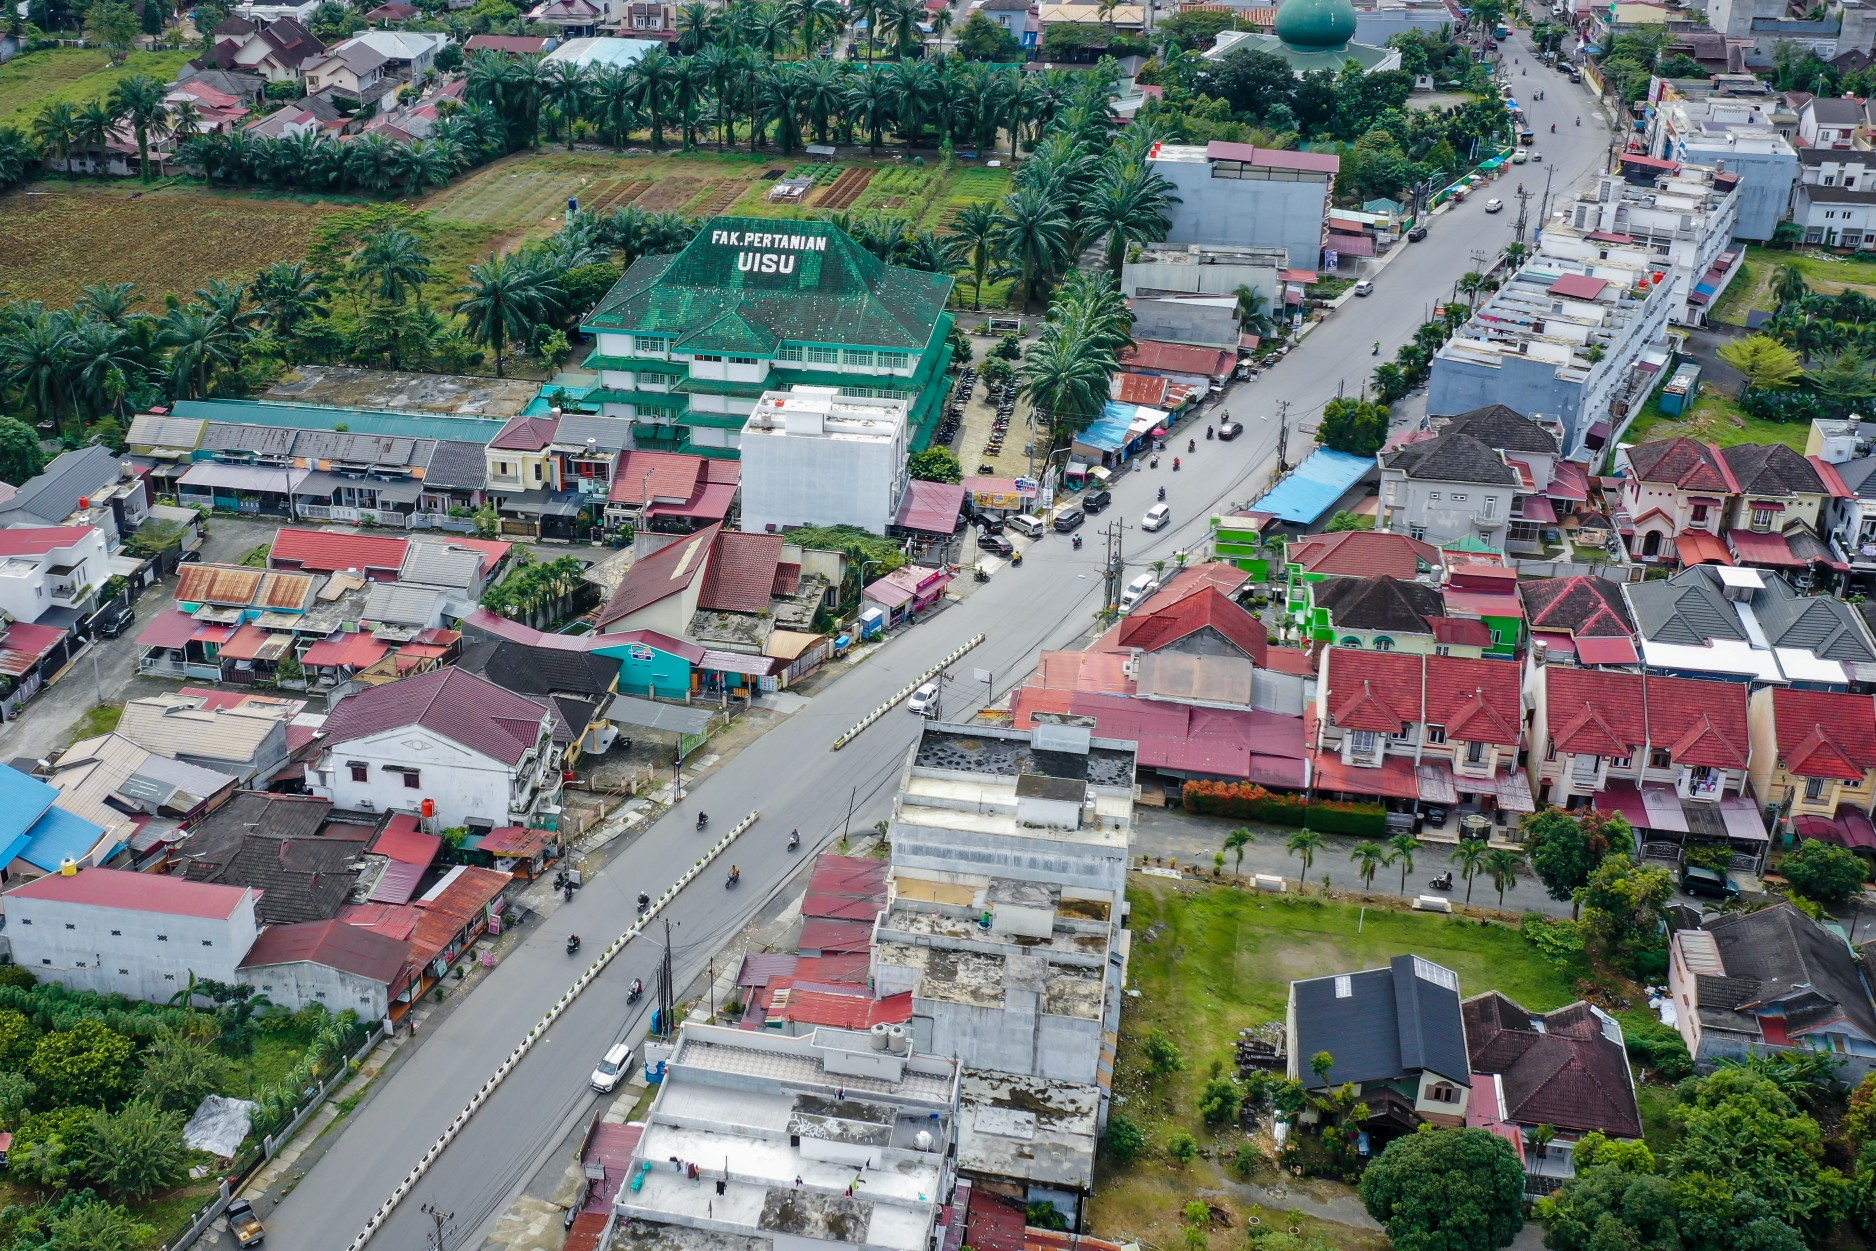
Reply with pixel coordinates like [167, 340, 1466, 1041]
[673, 377, 773, 397]
[580, 216, 954, 354]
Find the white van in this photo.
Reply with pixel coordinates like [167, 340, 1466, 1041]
[591, 1042, 635, 1093]
[1006, 513, 1047, 538]
[1119, 573, 1159, 612]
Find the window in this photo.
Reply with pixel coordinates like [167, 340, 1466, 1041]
[634, 335, 671, 354]
[1429, 491, 1441, 501]
[1466, 741, 1486, 764]
[350, 763, 368, 783]
[1751, 507, 1775, 530]
[776, 345, 803, 362]
[1374, 636, 1394, 652]
[1650, 748, 1671, 769]
[692, 353, 722, 363]
[402, 770, 421, 789]
[1351, 730, 1379, 757]
[40, 959, 50, 966]
[1482, 496, 1496, 519]
[1428, 1082, 1461, 1104]
[1609, 755, 1632, 769]
[879, 351, 909, 371]
[1434, 645, 1453, 657]
[202, 940, 214, 947]
[1450, 493, 1468, 503]
[64, 922, 75, 930]
[843, 349, 875, 367]
[1426, 724, 1447, 744]
[119, 969, 129, 975]
[533, 463, 543, 483]
[1690, 503, 1709, 523]
[1409, 525, 1427, 541]
[806, 346, 840, 365]
[110, 929, 120, 936]
[1805, 775, 1828, 801]
[164, 973, 175, 981]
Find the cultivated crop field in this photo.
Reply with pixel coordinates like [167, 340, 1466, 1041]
[0, 182, 345, 307]
[0, 47, 192, 129]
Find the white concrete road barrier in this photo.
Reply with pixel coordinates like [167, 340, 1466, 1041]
[342, 809, 759, 1251]
[831, 633, 986, 750]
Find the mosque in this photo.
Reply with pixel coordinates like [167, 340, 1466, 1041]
[1206, 0, 1403, 75]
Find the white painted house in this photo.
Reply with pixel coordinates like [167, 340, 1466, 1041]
[0, 525, 111, 624]
[306, 667, 563, 829]
[4, 868, 259, 1003]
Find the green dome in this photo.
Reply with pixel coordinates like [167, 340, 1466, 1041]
[1275, 0, 1357, 51]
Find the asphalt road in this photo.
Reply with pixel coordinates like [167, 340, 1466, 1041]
[253, 69, 1619, 1251]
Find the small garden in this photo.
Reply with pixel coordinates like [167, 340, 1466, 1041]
[0, 970, 368, 1251]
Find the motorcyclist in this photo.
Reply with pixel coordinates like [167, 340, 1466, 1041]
[1551, 123, 1556, 132]
[630, 977, 643, 997]
[1187, 437, 1196, 453]
[1575, 116, 1580, 125]
[637, 891, 650, 911]
[1205, 424, 1214, 440]
[1371, 340, 1380, 356]
[1172, 457, 1181, 471]
[696, 812, 708, 831]
[728, 864, 740, 884]
[566, 934, 581, 953]
[1072, 533, 1083, 549]
[1157, 486, 1166, 501]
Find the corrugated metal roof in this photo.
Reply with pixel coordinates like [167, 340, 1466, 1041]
[173, 399, 512, 445]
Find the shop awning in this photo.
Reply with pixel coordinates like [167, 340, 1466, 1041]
[698, 649, 777, 677]
[894, 479, 966, 535]
[178, 462, 307, 493]
[1518, 495, 1558, 524]
[497, 490, 583, 517]
[1417, 763, 1459, 805]
[1793, 807, 1876, 851]
[1310, 752, 1419, 800]
[603, 693, 714, 734]
[219, 623, 291, 662]
[1676, 531, 1734, 566]
[1726, 528, 1804, 568]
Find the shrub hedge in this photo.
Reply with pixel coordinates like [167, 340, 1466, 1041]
[1183, 780, 1388, 838]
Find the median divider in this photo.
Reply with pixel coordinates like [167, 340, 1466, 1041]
[830, 633, 987, 751]
[341, 809, 760, 1251]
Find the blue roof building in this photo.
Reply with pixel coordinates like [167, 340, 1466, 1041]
[0, 764, 108, 875]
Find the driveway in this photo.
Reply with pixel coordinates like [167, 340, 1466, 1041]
[0, 515, 282, 764]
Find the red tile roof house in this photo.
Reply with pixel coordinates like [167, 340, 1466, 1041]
[1618, 437, 1846, 566]
[1313, 648, 1530, 832]
[238, 917, 413, 1019]
[1528, 664, 1769, 865]
[1520, 576, 1640, 668]
[307, 667, 564, 831]
[1747, 686, 1876, 854]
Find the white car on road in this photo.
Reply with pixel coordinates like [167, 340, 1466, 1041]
[1141, 504, 1171, 532]
[906, 682, 939, 716]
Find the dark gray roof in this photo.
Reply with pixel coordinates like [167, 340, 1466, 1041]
[458, 638, 621, 699]
[1436, 405, 1560, 455]
[293, 429, 435, 468]
[1806, 95, 1867, 124]
[1623, 565, 1746, 645]
[1292, 955, 1470, 1090]
[1381, 431, 1519, 486]
[1314, 575, 1443, 633]
[1719, 442, 1827, 496]
[200, 422, 299, 456]
[173, 792, 366, 925]
[1836, 454, 1876, 498]
[399, 541, 484, 591]
[422, 440, 487, 491]
[1701, 904, 1876, 1044]
[553, 414, 634, 452]
[0, 445, 124, 525]
[1750, 573, 1876, 661]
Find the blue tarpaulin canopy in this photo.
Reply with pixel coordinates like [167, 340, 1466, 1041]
[1248, 448, 1375, 525]
[1079, 401, 1164, 453]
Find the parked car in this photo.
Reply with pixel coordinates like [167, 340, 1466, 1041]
[1006, 513, 1047, 538]
[1484, 199, 1505, 213]
[226, 1198, 265, 1247]
[1217, 420, 1243, 441]
[88, 599, 134, 640]
[906, 682, 939, 716]
[1679, 864, 1740, 901]
[178, 549, 203, 564]
[591, 1042, 635, 1093]
[977, 532, 1014, 557]
[1141, 503, 1171, 532]
[1407, 224, 1429, 242]
[1052, 507, 1085, 534]
[1083, 488, 1112, 514]
[1119, 573, 1159, 612]
[1353, 280, 1375, 296]
[972, 514, 1004, 535]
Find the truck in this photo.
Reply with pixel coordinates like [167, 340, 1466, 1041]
[226, 1198, 266, 1247]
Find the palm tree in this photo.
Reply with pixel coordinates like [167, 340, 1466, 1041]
[797, 58, 846, 145]
[251, 261, 328, 354]
[392, 138, 457, 196]
[994, 186, 1071, 311]
[64, 318, 143, 416]
[950, 200, 1001, 311]
[73, 98, 119, 178]
[930, 3, 954, 54]
[157, 303, 242, 398]
[353, 227, 432, 307]
[77, 282, 141, 328]
[1234, 284, 1278, 338]
[1019, 325, 1111, 442]
[1772, 263, 1809, 310]
[108, 74, 171, 181]
[897, 230, 964, 276]
[32, 101, 80, 171]
[1349, 840, 1387, 893]
[1223, 827, 1252, 874]
[627, 47, 677, 149]
[675, 0, 720, 52]
[0, 309, 71, 424]
[1083, 161, 1178, 274]
[541, 59, 590, 149]
[845, 68, 894, 154]
[590, 63, 638, 147]
[1286, 828, 1326, 888]
[168, 98, 204, 147]
[1485, 848, 1523, 910]
[456, 252, 563, 378]
[1384, 831, 1417, 896]
[785, 0, 845, 54]
[1451, 839, 1488, 906]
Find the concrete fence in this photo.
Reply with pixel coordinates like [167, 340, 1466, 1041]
[341, 810, 759, 1251]
[831, 633, 987, 750]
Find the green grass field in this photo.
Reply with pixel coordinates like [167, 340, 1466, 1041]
[1712, 245, 1876, 326]
[0, 47, 192, 130]
[1087, 878, 1590, 1246]
[1621, 382, 1808, 454]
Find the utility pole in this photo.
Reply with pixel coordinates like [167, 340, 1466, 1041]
[1275, 400, 1291, 474]
[421, 1204, 453, 1251]
[1537, 166, 1555, 243]
[657, 917, 676, 1039]
[1102, 519, 1126, 612]
[1513, 184, 1533, 244]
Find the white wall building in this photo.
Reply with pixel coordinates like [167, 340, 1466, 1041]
[306, 667, 562, 829]
[4, 868, 259, 1003]
[612, 1024, 959, 1251]
[1539, 165, 1743, 327]
[0, 526, 111, 624]
[1146, 142, 1340, 271]
[740, 387, 909, 536]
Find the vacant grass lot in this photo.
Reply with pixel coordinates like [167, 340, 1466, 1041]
[1090, 879, 1591, 1247]
[1621, 382, 1807, 454]
[0, 181, 349, 307]
[1713, 245, 1876, 325]
[0, 47, 192, 130]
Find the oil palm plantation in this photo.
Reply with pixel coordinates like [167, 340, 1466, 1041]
[31, 101, 80, 171]
[541, 59, 591, 149]
[73, 99, 119, 178]
[0, 310, 72, 426]
[950, 201, 1001, 311]
[994, 186, 1071, 311]
[353, 228, 433, 308]
[455, 252, 564, 378]
[157, 303, 244, 399]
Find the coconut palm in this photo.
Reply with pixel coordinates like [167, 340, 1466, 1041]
[1485, 848, 1523, 910]
[107, 73, 171, 180]
[455, 252, 564, 378]
[73, 98, 120, 178]
[168, 98, 204, 146]
[1349, 840, 1387, 893]
[1772, 263, 1809, 310]
[1384, 831, 1417, 896]
[1450, 839, 1489, 906]
[1234, 284, 1279, 338]
[1286, 828, 1326, 888]
[0, 127, 38, 187]
[1223, 827, 1252, 873]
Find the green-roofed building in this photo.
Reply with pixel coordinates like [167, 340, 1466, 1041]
[579, 217, 955, 457]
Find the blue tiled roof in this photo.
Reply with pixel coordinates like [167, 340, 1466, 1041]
[17, 805, 108, 872]
[0, 765, 61, 864]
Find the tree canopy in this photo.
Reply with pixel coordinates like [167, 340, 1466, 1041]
[1359, 1127, 1527, 1251]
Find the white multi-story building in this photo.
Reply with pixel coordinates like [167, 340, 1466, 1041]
[1146, 142, 1341, 271]
[1647, 98, 1800, 240]
[1427, 257, 1676, 457]
[611, 1024, 959, 1251]
[740, 387, 909, 536]
[0, 526, 110, 624]
[1539, 165, 1743, 326]
[4, 867, 259, 1003]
